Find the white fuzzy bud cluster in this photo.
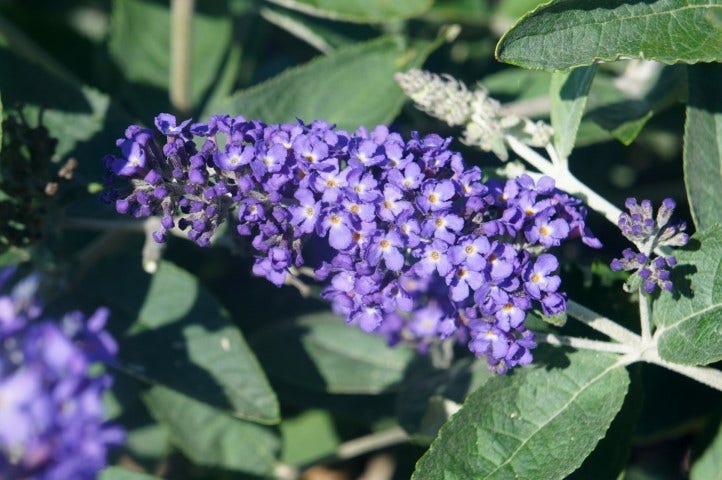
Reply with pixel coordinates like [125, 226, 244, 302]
[395, 69, 553, 161]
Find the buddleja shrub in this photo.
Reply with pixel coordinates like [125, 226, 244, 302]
[1, 1, 721, 479]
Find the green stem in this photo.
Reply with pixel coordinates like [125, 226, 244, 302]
[539, 333, 634, 355]
[566, 300, 641, 346]
[638, 290, 653, 345]
[170, 0, 194, 116]
[505, 135, 622, 226]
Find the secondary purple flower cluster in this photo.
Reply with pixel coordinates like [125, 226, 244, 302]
[103, 114, 599, 373]
[0, 269, 123, 479]
[611, 198, 689, 293]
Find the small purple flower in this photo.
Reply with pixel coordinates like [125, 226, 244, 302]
[290, 189, 321, 234]
[449, 235, 489, 270]
[413, 240, 453, 277]
[313, 168, 349, 202]
[347, 169, 381, 202]
[319, 209, 353, 250]
[352, 305, 384, 332]
[388, 162, 424, 191]
[524, 254, 561, 299]
[409, 304, 446, 338]
[417, 180, 455, 213]
[378, 185, 411, 221]
[525, 213, 570, 247]
[446, 265, 484, 302]
[421, 213, 464, 244]
[214, 143, 253, 170]
[365, 231, 403, 271]
[112, 139, 146, 176]
[155, 113, 192, 136]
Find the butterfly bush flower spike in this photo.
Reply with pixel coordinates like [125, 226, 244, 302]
[103, 113, 600, 374]
[611, 198, 689, 293]
[395, 69, 553, 161]
[0, 269, 123, 480]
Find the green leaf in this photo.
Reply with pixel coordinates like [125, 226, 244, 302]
[422, 0, 492, 26]
[496, 0, 722, 71]
[654, 225, 722, 365]
[568, 365, 643, 480]
[108, 0, 234, 116]
[206, 35, 439, 130]
[684, 63, 722, 230]
[100, 467, 161, 480]
[412, 348, 630, 480]
[482, 68, 551, 101]
[263, 0, 432, 23]
[143, 385, 280, 475]
[83, 256, 279, 423]
[691, 417, 722, 480]
[250, 311, 415, 394]
[550, 65, 597, 159]
[281, 409, 341, 465]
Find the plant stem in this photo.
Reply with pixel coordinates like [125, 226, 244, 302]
[539, 333, 634, 355]
[505, 135, 622, 225]
[566, 300, 640, 346]
[273, 428, 409, 480]
[259, 7, 333, 54]
[170, 0, 194, 116]
[638, 290, 653, 345]
[331, 427, 409, 461]
[631, 349, 722, 393]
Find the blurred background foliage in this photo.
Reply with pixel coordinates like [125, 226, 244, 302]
[0, 1, 717, 479]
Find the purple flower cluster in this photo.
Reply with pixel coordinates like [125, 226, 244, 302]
[103, 114, 599, 373]
[0, 269, 123, 479]
[611, 198, 689, 293]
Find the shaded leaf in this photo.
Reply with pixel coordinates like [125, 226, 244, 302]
[550, 65, 597, 159]
[100, 468, 161, 480]
[206, 35, 440, 130]
[691, 416, 722, 480]
[83, 255, 279, 423]
[396, 357, 492, 443]
[422, 0, 492, 26]
[684, 63, 722, 230]
[654, 225, 722, 365]
[0, 46, 131, 168]
[263, 0, 432, 23]
[143, 385, 280, 475]
[496, 0, 722, 70]
[581, 64, 685, 146]
[281, 409, 340, 465]
[412, 347, 629, 480]
[250, 312, 415, 394]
